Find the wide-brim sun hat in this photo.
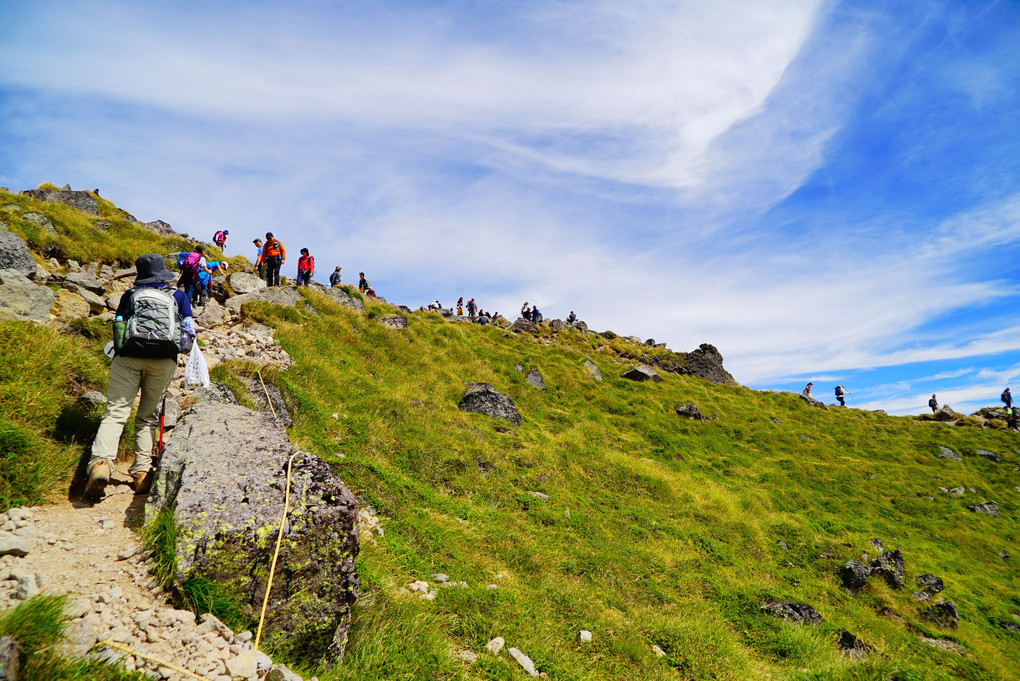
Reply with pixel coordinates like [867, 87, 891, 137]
[135, 253, 177, 285]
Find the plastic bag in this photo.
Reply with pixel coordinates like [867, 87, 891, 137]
[184, 342, 210, 389]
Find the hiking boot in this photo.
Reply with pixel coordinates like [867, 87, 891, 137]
[132, 471, 154, 495]
[84, 461, 112, 499]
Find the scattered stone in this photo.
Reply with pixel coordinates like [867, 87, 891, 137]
[0, 232, 35, 276]
[21, 212, 57, 235]
[870, 538, 884, 551]
[946, 487, 965, 496]
[777, 540, 789, 550]
[836, 630, 873, 659]
[871, 548, 905, 589]
[0, 268, 55, 322]
[674, 402, 708, 420]
[508, 647, 539, 677]
[55, 616, 99, 658]
[266, 665, 303, 681]
[924, 599, 960, 629]
[976, 449, 1001, 462]
[969, 501, 999, 517]
[458, 383, 522, 425]
[839, 560, 872, 591]
[651, 645, 666, 657]
[916, 574, 944, 593]
[579, 630, 593, 642]
[455, 648, 477, 663]
[912, 591, 932, 603]
[117, 545, 139, 561]
[761, 602, 823, 625]
[528, 491, 549, 500]
[13, 571, 39, 600]
[621, 365, 661, 382]
[225, 648, 258, 679]
[409, 581, 429, 593]
[378, 315, 408, 330]
[485, 637, 505, 655]
[431, 573, 449, 583]
[0, 636, 18, 680]
[0, 533, 32, 557]
[799, 394, 827, 409]
[582, 359, 602, 381]
[525, 368, 546, 390]
[920, 636, 964, 655]
[936, 446, 962, 461]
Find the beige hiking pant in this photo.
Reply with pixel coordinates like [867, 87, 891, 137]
[88, 355, 176, 476]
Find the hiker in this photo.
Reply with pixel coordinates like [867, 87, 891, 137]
[457, 297, 464, 316]
[296, 248, 315, 287]
[929, 394, 939, 413]
[84, 254, 194, 498]
[329, 266, 342, 287]
[1001, 387, 1012, 409]
[467, 298, 477, 318]
[521, 302, 531, 319]
[531, 306, 542, 323]
[195, 260, 228, 307]
[476, 313, 490, 325]
[358, 272, 370, 293]
[177, 245, 211, 306]
[253, 239, 266, 280]
[566, 311, 577, 323]
[1008, 407, 1018, 431]
[802, 382, 813, 398]
[835, 385, 846, 407]
[213, 229, 229, 250]
[262, 232, 286, 287]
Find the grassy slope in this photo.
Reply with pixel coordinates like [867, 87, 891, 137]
[229, 291, 1019, 681]
[1, 189, 1017, 679]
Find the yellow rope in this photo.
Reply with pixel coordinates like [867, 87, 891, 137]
[93, 638, 213, 681]
[256, 369, 278, 419]
[255, 452, 297, 650]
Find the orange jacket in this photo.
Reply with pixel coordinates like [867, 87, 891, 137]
[264, 238, 286, 260]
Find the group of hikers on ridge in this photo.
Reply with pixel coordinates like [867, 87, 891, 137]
[802, 382, 850, 407]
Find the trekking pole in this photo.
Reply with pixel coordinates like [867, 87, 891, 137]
[157, 395, 167, 457]
[849, 391, 857, 407]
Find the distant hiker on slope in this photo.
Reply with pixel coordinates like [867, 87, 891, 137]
[567, 311, 577, 323]
[262, 232, 286, 287]
[457, 297, 464, 316]
[330, 266, 342, 287]
[802, 382, 813, 398]
[213, 229, 229, 250]
[85, 254, 194, 499]
[531, 306, 542, 323]
[296, 248, 315, 287]
[1008, 407, 1018, 432]
[467, 298, 477, 318]
[835, 385, 846, 407]
[253, 239, 266, 280]
[358, 272, 376, 297]
[929, 394, 939, 413]
[1001, 387, 1012, 409]
[521, 302, 531, 320]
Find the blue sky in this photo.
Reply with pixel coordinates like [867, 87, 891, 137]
[2, 0, 1018, 415]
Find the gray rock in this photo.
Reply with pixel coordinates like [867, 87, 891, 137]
[0, 636, 19, 680]
[975, 449, 1000, 462]
[510, 318, 539, 334]
[508, 648, 539, 677]
[528, 491, 549, 500]
[161, 398, 181, 429]
[0, 269, 54, 322]
[600, 330, 617, 340]
[62, 283, 106, 313]
[192, 382, 238, 405]
[196, 299, 225, 328]
[30, 264, 48, 282]
[548, 319, 565, 330]
[912, 591, 931, 602]
[916, 573, 944, 593]
[582, 359, 602, 381]
[799, 393, 828, 409]
[266, 665, 303, 681]
[568, 320, 589, 333]
[920, 636, 964, 654]
[946, 486, 965, 496]
[0, 533, 31, 557]
[675, 402, 708, 421]
[924, 599, 960, 629]
[871, 548, 905, 589]
[81, 391, 107, 408]
[325, 287, 365, 312]
[224, 286, 302, 311]
[969, 501, 999, 517]
[836, 630, 872, 659]
[675, 343, 736, 385]
[21, 212, 57, 235]
[870, 538, 884, 550]
[378, 316, 408, 330]
[458, 383, 521, 426]
[226, 272, 266, 295]
[145, 398, 360, 662]
[62, 270, 106, 295]
[761, 602, 823, 625]
[54, 616, 99, 658]
[839, 560, 872, 591]
[14, 572, 38, 599]
[525, 368, 545, 390]
[137, 219, 176, 236]
[0, 232, 35, 275]
[936, 446, 961, 461]
[245, 377, 292, 426]
[22, 189, 99, 216]
[621, 365, 661, 382]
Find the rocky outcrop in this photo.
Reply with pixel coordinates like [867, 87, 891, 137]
[674, 402, 708, 421]
[137, 219, 177, 236]
[22, 189, 99, 216]
[871, 548, 905, 589]
[582, 359, 602, 381]
[924, 599, 960, 629]
[225, 287, 302, 311]
[378, 315, 407, 330]
[915, 574, 944, 594]
[933, 406, 960, 422]
[968, 501, 999, 517]
[50, 289, 90, 319]
[227, 272, 267, 295]
[510, 318, 539, 334]
[761, 602, 823, 625]
[146, 395, 359, 661]
[458, 383, 522, 425]
[800, 394, 827, 409]
[936, 445, 962, 461]
[0, 269, 55, 322]
[0, 232, 35, 275]
[621, 365, 661, 382]
[677, 344, 735, 385]
[21, 213, 57, 235]
[324, 287, 365, 312]
[525, 368, 545, 390]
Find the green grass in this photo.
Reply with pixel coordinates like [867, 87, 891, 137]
[0, 594, 147, 680]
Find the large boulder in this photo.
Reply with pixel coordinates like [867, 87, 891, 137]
[62, 271, 106, 295]
[62, 284, 106, 314]
[968, 501, 999, 517]
[933, 406, 960, 422]
[196, 299, 225, 328]
[225, 287, 302, 311]
[50, 289, 90, 319]
[146, 397, 359, 661]
[510, 318, 539, 334]
[924, 599, 960, 629]
[21, 189, 99, 216]
[0, 232, 35, 275]
[677, 343, 736, 385]
[458, 383, 521, 425]
[525, 368, 546, 390]
[799, 394, 828, 409]
[871, 548, 905, 589]
[582, 359, 602, 381]
[839, 560, 872, 591]
[227, 272, 267, 295]
[621, 365, 661, 382]
[137, 219, 176, 236]
[936, 445, 962, 461]
[547, 319, 565, 331]
[0, 269, 55, 322]
[675, 402, 709, 421]
[21, 213, 57, 235]
[325, 287, 365, 312]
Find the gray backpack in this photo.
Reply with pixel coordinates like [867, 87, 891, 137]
[121, 287, 183, 358]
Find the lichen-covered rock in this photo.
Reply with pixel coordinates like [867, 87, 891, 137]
[839, 560, 872, 591]
[22, 189, 99, 216]
[225, 286, 302, 311]
[0, 232, 35, 275]
[511, 318, 539, 334]
[582, 359, 602, 381]
[761, 602, 823, 625]
[915, 574, 944, 593]
[936, 445, 962, 461]
[675, 402, 708, 421]
[969, 501, 999, 517]
[871, 548, 905, 589]
[924, 599, 960, 629]
[458, 383, 521, 425]
[0, 269, 55, 322]
[621, 365, 661, 382]
[226, 272, 267, 295]
[378, 315, 407, 330]
[21, 212, 58, 235]
[525, 368, 545, 390]
[146, 397, 359, 661]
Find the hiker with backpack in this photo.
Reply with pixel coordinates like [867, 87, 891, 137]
[177, 245, 212, 306]
[330, 266, 342, 287]
[196, 260, 228, 307]
[531, 306, 542, 323]
[835, 385, 846, 407]
[1001, 387, 1012, 409]
[567, 311, 577, 323]
[802, 382, 813, 398]
[296, 248, 315, 287]
[262, 232, 286, 287]
[253, 239, 266, 280]
[457, 297, 464, 316]
[213, 229, 229, 250]
[84, 254, 194, 499]
[929, 394, 939, 413]
[358, 272, 376, 297]
[467, 298, 477, 318]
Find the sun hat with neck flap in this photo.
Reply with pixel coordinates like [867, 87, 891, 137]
[134, 253, 177, 286]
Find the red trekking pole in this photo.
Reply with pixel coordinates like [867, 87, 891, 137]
[157, 394, 167, 457]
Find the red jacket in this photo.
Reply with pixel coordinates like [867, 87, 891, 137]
[297, 255, 314, 273]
